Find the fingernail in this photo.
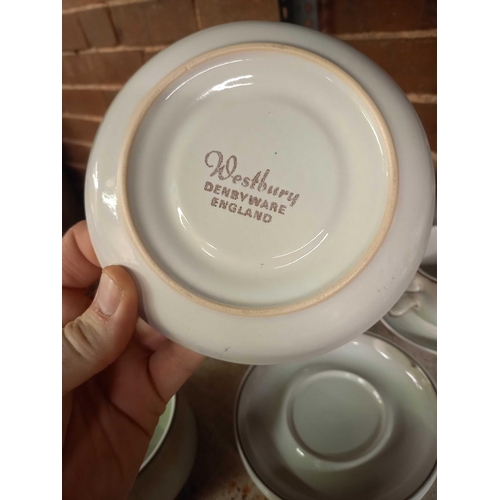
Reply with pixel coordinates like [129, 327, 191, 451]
[95, 273, 121, 317]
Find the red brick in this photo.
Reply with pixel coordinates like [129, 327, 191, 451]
[62, 54, 93, 84]
[62, 89, 118, 115]
[89, 50, 143, 83]
[62, 13, 88, 51]
[346, 38, 436, 94]
[63, 51, 143, 84]
[196, 0, 280, 28]
[109, 4, 148, 46]
[320, 0, 436, 34]
[412, 103, 436, 151]
[110, 5, 149, 45]
[79, 8, 117, 47]
[146, 1, 198, 43]
[62, 118, 101, 143]
[63, 142, 92, 164]
[63, 0, 99, 10]
[110, 0, 197, 45]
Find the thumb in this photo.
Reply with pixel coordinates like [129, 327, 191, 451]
[62, 266, 138, 396]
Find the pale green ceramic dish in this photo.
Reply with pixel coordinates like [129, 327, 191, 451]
[140, 396, 176, 471]
[235, 333, 437, 500]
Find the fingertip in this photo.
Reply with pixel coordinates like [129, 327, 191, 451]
[62, 265, 141, 393]
[102, 265, 138, 303]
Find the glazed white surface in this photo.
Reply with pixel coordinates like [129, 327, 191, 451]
[382, 225, 437, 352]
[127, 48, 391, 309]
[130, 393, 197, 500]
[235, 334, 437, 500]
[85, 22, 435, 364]
[140, 396, 176, 471]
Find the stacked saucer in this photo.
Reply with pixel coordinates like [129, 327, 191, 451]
[382, 225, 438, 352]
[235, 333, 437, 500]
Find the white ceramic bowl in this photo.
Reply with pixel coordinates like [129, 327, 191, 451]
[235, 333, 437, 500]
[130, 393, 197, 500]
[85, 22, 435, 364]
[140, 396, 176, 471]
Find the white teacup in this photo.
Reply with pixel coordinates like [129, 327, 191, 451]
[85, 22, 436, 365]
[388, 271, 436, 326]
[390, 222, 437, 325]
[382, 225, 437, 351]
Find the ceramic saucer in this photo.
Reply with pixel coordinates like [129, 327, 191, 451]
[85, 22, 435, 364]
[140, 396, 176, 471]
[382, 225, 437, 353]
[235, 333, 437, 500]
[381, 303, 437, 353]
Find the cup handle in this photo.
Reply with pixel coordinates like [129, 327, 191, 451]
[389, 274, 426, 317]
[389, 294, 420, 317]
[406, 274, 424, 293]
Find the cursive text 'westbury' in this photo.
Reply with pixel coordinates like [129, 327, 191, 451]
[204, 150, 300, 207]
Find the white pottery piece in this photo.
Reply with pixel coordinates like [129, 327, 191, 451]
[130, 393, 196, 500]
[140, 396, 176, 471]
[235, 333, 437, 500]
[382, 224, 437, 352]
[85, 22, 435, 364]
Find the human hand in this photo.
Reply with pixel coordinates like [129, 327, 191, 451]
[62, 221, 204, 500]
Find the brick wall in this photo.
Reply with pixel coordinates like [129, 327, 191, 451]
[62, 0, 436, 229]
[319, 0, 437, 160]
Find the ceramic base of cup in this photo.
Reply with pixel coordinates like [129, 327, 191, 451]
[235, 333, 437, 500]
[286, 370, 388, 464]
[121, 43, 398, 316]
[86, 21, 435, 364]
